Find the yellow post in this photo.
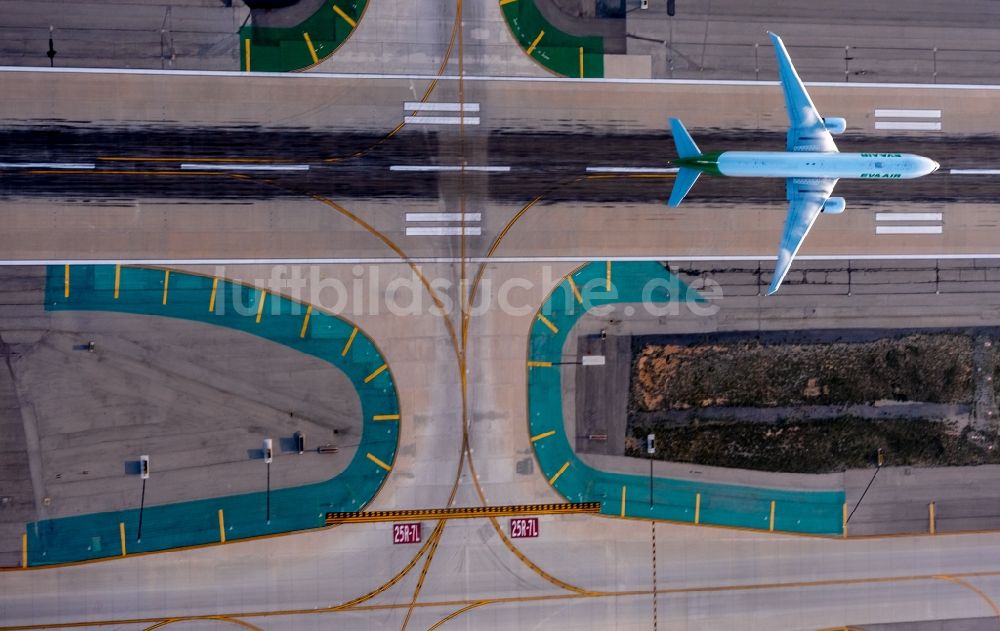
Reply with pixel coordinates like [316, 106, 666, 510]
[769, 500, 776, 532]
[113, 264, 121, 299]
[218, 509, 226, 543]
[579, 46, 584, 78]
[620, 485, 627, 517]
[162, 270, 170, 305]
[842, 502, 849, 538]
[929, 502, 936, 534]
[119, 522, 127, 556]
[21, 533, 27, 568]
[63, 264, 70, 298]
[244, 38, 251, 72]
[694, 493, 701, 525]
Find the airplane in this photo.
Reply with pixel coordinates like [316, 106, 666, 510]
[667, 31, 940, 295]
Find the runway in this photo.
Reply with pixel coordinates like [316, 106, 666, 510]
[3, 58, 1000, 631]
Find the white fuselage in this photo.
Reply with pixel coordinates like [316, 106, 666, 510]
[717, 151, 939, 180]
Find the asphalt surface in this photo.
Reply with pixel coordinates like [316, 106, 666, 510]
[4, 12, 1000, 630]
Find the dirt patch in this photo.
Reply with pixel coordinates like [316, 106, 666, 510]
[629, 417, 1000, 474]
[632, 333, 974, 410]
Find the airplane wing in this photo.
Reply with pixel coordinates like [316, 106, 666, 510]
[768, 32, 838, 153]
[767, 177, 838, 295]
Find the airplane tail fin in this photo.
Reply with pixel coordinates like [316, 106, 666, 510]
[669, 118, 701, 159]
[668, 167, 701, 207]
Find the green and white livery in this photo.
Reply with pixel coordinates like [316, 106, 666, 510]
[668, 31, 939, 295]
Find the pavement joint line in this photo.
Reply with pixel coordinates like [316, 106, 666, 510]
[332, 4, 357, 28]
[11, 66, 1000, 91]
[341, 326, 358, 356]
[299, 305, 312, 338]
[303, 32, 319, 65]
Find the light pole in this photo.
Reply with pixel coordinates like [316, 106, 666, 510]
[647, 433, 656, 507]
[263, 438, 273, 523]
[137, 455, 149, 541]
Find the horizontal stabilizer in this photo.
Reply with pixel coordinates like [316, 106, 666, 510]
[668, 167, 701, 207]
[669, 118, 701, 159]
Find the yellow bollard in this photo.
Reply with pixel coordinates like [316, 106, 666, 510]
[842, 502, 849, 538]
[119, 522, 126, 556]
[929, 502, 936, 535]
[694, 493, 701, 525]
[21, 533, 27, 568]
[769, 500, 776, 532]
[218, 509, 226, 543]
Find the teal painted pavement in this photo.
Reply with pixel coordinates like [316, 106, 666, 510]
[28, 265, 399, 566]
[528, 261, 846, 535]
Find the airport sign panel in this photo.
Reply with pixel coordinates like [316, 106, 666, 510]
[509, 517, 539, 539]
[393, 523, 422, 544]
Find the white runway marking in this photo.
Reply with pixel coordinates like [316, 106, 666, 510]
[586, 167, 679, 173]
[0, 162, 95, 169]
[951, 169, 1000, 175]
[874, 109, 942, 118]
[405, 213, 482, 222]
[180, 163, 309, 171]
[874, 121, 942, 131]
[876, 225, 943, 235]
[875, 213, 943, 222]
[405, 226, 482, 236]
[9, 66, 1000, 92]
[14, 254, 1000, 266]
[403, 116, 480, 125]
[390, 165, 510, 172]
[404, 102, 480, 112]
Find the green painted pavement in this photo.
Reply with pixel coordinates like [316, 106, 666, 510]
[27, 265, 398, 566]
[240, 0, 366, 72]
[500, 0, 604, 78]
[528, 261, 846, 535]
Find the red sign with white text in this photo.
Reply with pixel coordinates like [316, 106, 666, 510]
[509, 517, 539, 539]
[393, 523, 422, 544]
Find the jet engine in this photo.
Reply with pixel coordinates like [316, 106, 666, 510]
[822, 197, 846, 214]
[823, 117, 847, 134]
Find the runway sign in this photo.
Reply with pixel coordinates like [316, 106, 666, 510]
[392, 523, 422, 544]
[510, 517, 539, 539]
